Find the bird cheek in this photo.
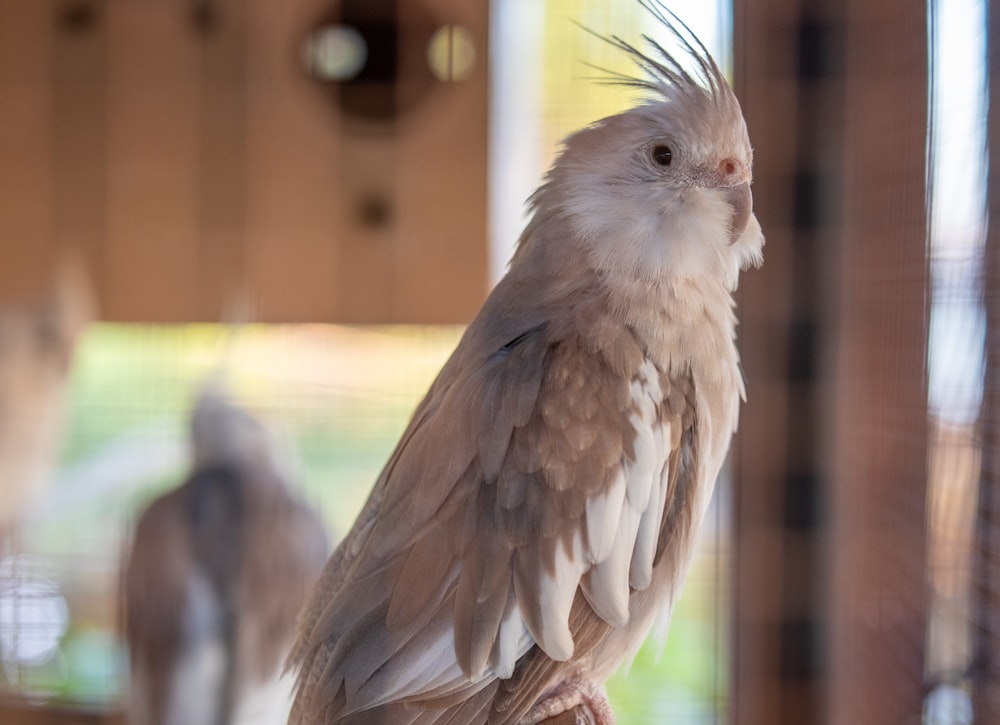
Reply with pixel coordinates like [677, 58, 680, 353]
[724, 183, 752, 244]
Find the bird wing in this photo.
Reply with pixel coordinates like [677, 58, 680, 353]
[290, 298, 694, 724]
[123, 488, 192, 721]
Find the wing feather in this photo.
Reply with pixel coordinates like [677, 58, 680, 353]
[630, 452, 673, 590]
[580, 502, 644, 627]
[583, 467, 628, 562]
[388, 525, 460, 632]
[123, 490, 190, 722]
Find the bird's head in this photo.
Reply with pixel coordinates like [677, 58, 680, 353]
[189, 379, 287, 478]
[525, 3, 764, 293]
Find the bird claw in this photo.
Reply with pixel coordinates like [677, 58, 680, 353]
[517, 679, 616, 725]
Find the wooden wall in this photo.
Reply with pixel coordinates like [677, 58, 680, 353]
[733, 0, 930, 723]
[0, 700, 122, 725]
[0, 0, 489, 323]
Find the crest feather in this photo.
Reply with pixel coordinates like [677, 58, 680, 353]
[582, 0, 733, 113]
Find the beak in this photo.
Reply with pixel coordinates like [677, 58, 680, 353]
[725, 182, 752, 245]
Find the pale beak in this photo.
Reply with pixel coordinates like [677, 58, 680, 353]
[725, 182, 752, 245]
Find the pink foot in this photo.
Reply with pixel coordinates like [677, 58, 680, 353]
[518, 679, 616, 725]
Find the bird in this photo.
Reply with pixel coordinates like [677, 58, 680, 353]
[287, 3, 764, 724]
[123, 382, 330, 725]
[0, 257, 93, 536]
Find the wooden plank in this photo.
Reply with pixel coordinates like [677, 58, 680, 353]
[0, 699, 123, 725]
[52, 0, 107, 312]
[243, 0, 342, 322]
[828, 0, 929, 722]
[0, 1, 55, 305]
[389, 0, 489, 322]
[733, 0, 929, 723]
[0, 0, 489, 323]
[196, 0, 249, 318]
[243, 0, 489, 323]
[103, 0, 202, 321]
[730, 0, 811, 721]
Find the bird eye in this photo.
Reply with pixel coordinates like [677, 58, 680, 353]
[651, 145, 673, 166]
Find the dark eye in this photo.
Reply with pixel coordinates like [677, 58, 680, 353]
[651, 144, 673, 166]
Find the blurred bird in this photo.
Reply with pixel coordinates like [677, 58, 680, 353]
[289, 3, 764, 724]
[0, 258, 93, 535]
[124, 383, 330, 725]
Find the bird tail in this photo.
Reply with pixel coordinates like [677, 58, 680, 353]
[187, 464, 246, 725]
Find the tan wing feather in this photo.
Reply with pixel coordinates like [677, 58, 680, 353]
[123, 489, 192, 722]
[491, 381, 697, 724]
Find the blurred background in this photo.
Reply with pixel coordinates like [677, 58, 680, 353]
[0, 0, 989, 723]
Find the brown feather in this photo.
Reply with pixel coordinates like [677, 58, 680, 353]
[123, 489, 190, 721]
[388, 525, 458, 633]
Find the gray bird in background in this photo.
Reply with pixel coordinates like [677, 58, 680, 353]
[289, 3, 763, 723]
[123, 383, 330, 725]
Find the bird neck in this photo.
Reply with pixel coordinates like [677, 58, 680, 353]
[603, 270, 740, 377]
[508, 210, 744, 387]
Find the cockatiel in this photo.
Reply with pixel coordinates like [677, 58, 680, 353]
[0, 259, 92, 535]
[123, 384, 330, 725]
[289, 3, 763, 724]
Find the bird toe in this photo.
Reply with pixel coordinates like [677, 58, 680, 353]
[516, 679, 616, 725]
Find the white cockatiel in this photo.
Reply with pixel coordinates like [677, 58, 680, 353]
[124, 384, 330, 725]
[289, 3, 764, 724]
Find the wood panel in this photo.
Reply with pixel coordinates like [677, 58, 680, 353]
[829, 0, 929, 721]
[731, 0, 820, 721]
[733, 0, 929, 723]
[0, 0, 489, 323]
[53, 0, 107, 303]
[0, 2, 55, 305]
[0, 699, 123, 725]
[242, 0, 343, 322]
[103, 0, 203, 321]
[390, 0, 489, 322]
[197, 0, 250, 317]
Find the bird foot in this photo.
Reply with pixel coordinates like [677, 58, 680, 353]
[517, 679, 616, 725]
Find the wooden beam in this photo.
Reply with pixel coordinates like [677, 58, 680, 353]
[0, 699, 123, 725]
[733, 0, 929, 722]
[828, 0, 930, 722]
